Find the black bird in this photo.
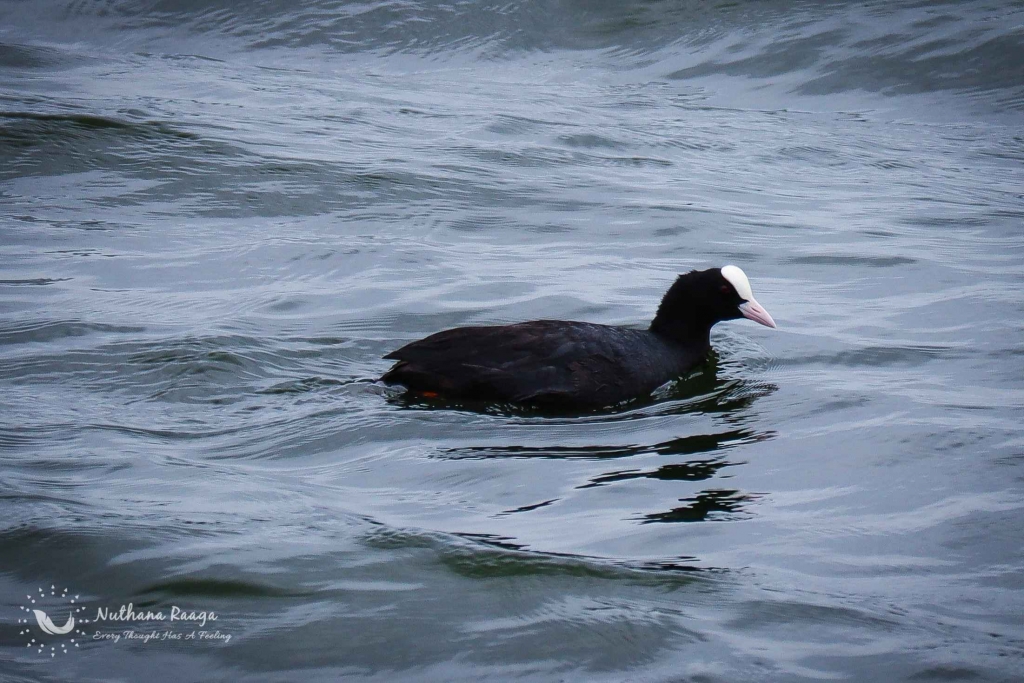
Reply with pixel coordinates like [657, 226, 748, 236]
[381, 265, 776, 408]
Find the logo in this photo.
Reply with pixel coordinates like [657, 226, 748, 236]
[17, 586, 89, 657]
[16, 583, 232, 658]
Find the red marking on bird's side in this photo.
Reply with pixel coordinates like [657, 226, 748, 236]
[420, 391, 439, 398]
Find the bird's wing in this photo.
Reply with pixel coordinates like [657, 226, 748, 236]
[382, 321, 631, 402]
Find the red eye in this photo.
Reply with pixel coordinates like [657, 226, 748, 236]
[720, 285, 730, 293]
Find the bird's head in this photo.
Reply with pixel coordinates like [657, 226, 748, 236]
[650, 265, 776, 342]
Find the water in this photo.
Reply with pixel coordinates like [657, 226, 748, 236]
[2, 1, 1023, 680]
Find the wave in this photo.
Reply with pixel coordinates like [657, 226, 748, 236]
[3, 0, 1021, 110]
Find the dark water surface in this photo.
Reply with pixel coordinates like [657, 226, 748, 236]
[2, 1, 1023, 681]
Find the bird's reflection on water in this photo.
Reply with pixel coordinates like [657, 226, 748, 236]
[410, 353, 776, 527]
[578, 456, 736, 488]
[640, 489, 760, 524]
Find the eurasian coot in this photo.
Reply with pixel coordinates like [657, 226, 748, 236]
[381, 265, 776, 407]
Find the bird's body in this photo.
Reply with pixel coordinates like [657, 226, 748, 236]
[381, 266, 776, 408]
[382, 320, 706, 407]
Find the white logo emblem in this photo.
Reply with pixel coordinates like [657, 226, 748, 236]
[18, 585, 88, 657]
[32, 609, 76, 635]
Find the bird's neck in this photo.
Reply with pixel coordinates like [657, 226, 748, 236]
[649, 316, 712, 348]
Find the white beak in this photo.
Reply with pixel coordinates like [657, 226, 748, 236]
[738, 299, 777, 329]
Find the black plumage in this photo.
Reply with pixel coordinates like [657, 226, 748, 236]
[381, 266, 775, 408]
